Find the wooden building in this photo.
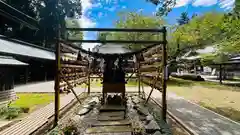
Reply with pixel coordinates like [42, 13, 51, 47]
[0, 35, 55, 89]
[0, 1, 55, 105]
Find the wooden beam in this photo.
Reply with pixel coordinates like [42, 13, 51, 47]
[61, 59, 88, 66]
[66, 27, 165, 33]
[162, 26, 167, 122]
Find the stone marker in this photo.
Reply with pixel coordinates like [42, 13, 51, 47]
[153, 131, 163, 135]
[144, 120, 161, 134]
[78, 108, 91, 116]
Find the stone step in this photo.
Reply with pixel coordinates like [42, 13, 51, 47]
[85, 126, 132, 134]
[100, 105, 126, 112]
[99, 111, 125, 117]
[92, 120, 131, 127]
[98, 115, 124, 121]
[85, 132, 132, 135]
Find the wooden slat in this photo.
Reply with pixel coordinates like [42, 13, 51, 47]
[60, 77, 87, 88]
[140, 57, 161, 65]
[61, 59, 88, 66]
[0, 90, 17, 102]
[143, 45, 162, 58]
[141, 77, 162, 91]
[139, 65, 159, 72]
[61, 64, 86, 69]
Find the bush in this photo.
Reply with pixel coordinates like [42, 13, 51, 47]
[21, 107, 30, 113]
[171, 73, 205, 81]
[0, 106, 22, 120]
[48, 127, 64, 135]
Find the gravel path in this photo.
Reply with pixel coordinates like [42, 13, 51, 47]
[139, 87, 240, 135]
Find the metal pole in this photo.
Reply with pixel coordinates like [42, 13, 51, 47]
[162, 26, 167, 122]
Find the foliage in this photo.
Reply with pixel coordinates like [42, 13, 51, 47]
[169, 12, 239, 66]
[62, 125, 78, 135]
[0, 106, 22, 120]
[177, 12, 190, 25]
[102, 12, 164, 50]
[48, 127, 64, 135]
[147, 0, 176, 16]
[0, 0, 82, 48]
[35, 0, 82, 48]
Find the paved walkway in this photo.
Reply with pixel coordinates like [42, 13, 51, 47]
[0, 84, 86, 135]
[14, 81, 55, 93]
[140, 87, 240, 135]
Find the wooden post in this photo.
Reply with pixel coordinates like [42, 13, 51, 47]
[25, 67, 28, 84]
[162, 26, 167, 122]
[54, 5, 61, 126]
[54, 39, 60, 126]
[219, 64, 222, 84]
[138, 62, 141, 96]
[87, 48, 91, 94]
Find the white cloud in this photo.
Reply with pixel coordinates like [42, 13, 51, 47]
[175, 0, 192, 8]
[219, 0, 235, 10]
[82, 43, 99, 50]
[80, 0, 97, 50]
[82, 0, 93, 14]
[193, 0, 217, 7]
[173, 0, 235, 9]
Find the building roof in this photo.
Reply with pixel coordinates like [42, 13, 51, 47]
[0, 56, 28, 65]
[231, 56, 240, 60]
[0, 35, 55, 60]
[0, 1, 39, 30]
[94, 44, 132, 54]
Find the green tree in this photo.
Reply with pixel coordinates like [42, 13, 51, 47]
[0, 0, 38, 42]
[147, 0, 176, 16]
[97, 32, 111, 44]
[177, 12, 190, 25]
[36, 0, 82, 48]
[0, 0, 82, 48]
[108, 12, 164, 50]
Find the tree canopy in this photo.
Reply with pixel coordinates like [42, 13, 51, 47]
[97, 12, 164, 50]
[0, 0, 82, 48]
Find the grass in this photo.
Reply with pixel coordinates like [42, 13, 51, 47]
[10, 93, 54, 113]
[0, 93, 54, 120]
[167, 77, 240, 122]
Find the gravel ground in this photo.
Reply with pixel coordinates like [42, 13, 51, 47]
[47, 93, 188, 135]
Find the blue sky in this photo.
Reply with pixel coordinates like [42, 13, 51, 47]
[80, 0, 235, 50]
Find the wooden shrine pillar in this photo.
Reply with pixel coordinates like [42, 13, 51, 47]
[162, 27, 167, 122]
[87, 48, 90, 94]
[138, 61, 141, 95]
[54, 22, 61, 126]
